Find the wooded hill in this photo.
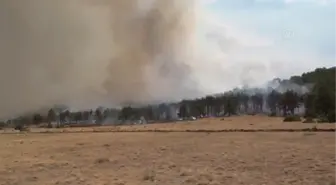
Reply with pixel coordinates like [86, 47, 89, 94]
[175, 66, 335, 122]
[1, 66, 335, 128]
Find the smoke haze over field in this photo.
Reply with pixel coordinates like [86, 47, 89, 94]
[0, 0, 324, 118]
[0, 0, 202, 118]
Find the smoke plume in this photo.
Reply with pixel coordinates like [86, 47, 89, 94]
[0, 0, 314, 119]
[0, 0, 210, 118]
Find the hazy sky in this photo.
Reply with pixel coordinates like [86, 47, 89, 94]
[202, 0, 335, 80]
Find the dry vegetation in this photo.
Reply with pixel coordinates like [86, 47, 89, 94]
[0, 116, 336, 133]
[0, 116, 335, 185]
[1, 116, 335, 134]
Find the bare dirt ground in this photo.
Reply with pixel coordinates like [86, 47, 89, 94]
[0, 116, 335, 185]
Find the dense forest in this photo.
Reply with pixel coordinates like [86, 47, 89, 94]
[1, 67, 335, 129]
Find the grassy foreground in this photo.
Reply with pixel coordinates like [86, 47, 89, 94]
[0, 116, 335, 185]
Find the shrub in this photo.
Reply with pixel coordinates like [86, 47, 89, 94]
[302, 117, 315, 123]
[0, 122, 5, 129]
[95, 158, 110, 164]
[283, 115, 301, 122]
[143, 170, 156, 181]
[56, 124, 64, 128]
[14, 124, 29, 132]
[14, 124, 23, 131]
[269, 112, 277, 117]
[327, 111, 336, 123]
[47, 123, 53, 128]
[317, 117, 329, 123]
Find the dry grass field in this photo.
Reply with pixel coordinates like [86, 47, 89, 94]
[0, 116, 335, 185]
[1, 116, 335, 134]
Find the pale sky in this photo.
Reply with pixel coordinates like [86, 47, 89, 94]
[199, 0, 335, 83]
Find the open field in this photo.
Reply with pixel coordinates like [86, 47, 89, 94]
[0, 131, 335, 185]
[1, 116, 335, 134]
[0, 117, 335, 185]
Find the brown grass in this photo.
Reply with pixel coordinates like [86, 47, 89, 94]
[0, 116, 335, 185]
[1, 116, 334, 134]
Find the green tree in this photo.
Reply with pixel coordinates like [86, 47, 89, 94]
[313, 82, 335, 122]
[33, 114, 43, 125]
[280, 90, 300, 116]
[95, 108, 103, 124]
[83, 111, 90, 120]
[119, 106, 134, 121]
[74, 112, 82, 123]
[240, 93, 250, 113]
[267, 90, 281, 116]
[205, 96, 215, 116]
[103, 109, 110, 119]
[47, 109, 56, 124]
[179, 103, 188, 118]
[303, 93, 316, 118]
[223, 94, 238, 116]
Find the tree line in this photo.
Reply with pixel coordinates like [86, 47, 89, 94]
[117, 67, 335, 123]
[1, 67, 335, 128]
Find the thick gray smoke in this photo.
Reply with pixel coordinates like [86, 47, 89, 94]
[0, 0, 314, 119]
[0, 0, 207, 118]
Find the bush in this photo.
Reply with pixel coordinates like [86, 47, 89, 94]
[283, 115, 301, 122]
[57, 124, 65, 128]
[269, 112, 277, 117]
[302, 117, 315, 123]
[14, 124, 28, 132]
[317, 117, 329, 123]
[68, 123, 99, 128]
[14, 124, 23, 131]
[0, 122, 5, 129]
[47, 123, 53, 128]
[327, 111, 335, 123]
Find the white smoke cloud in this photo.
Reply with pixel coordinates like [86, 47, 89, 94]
[0, 0, 326, 119]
